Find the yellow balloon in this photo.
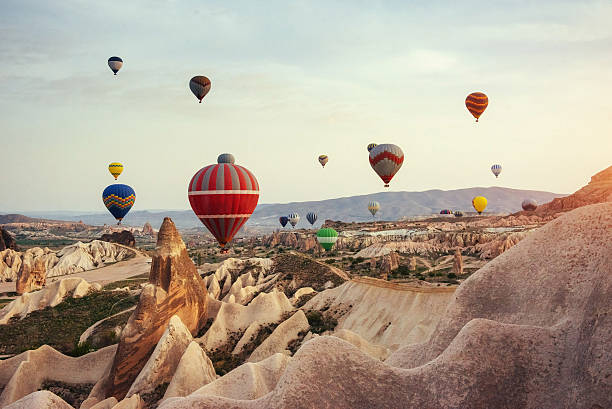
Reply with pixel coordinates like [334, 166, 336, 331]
[472, 196, 488, 214]
[108, 162, 124, 180]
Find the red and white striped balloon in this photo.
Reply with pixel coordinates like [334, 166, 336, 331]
[369, 144, 404, 187]
[188, 154, 259, 248]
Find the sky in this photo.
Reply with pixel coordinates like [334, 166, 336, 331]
[1, 0, 611, 212]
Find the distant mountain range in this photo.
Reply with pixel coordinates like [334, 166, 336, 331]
[3, 187, 565, 230]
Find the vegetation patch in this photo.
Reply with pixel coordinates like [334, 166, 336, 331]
[271, 253, 347, 295]
[0, 291, 138, 355]
[40, 380, 93, 408]
[305, 311, 338, 334]
[141, 382, 169, 409]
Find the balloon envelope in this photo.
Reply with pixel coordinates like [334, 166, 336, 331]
[454, 211, 464, 217]
[368, 201, 380, 217]
[472, 196, 488, 214]
[367, 143, 377, 152]
[108, 56, 123, 75]
[108, 162, 123, 180]
[318, 155, 328, 167]
[189, 76, 211, 103]
[317, 228, 338, 251]
[465, 92, 488, 122]
[102, 184, 135, 223]
[522, 199, 538, 211]
[188, 154, 259, 248]
[369, 144, 404, 187]
[491, 164, 502, 178]
[288, 213, 300, 228]
[279, 216, 288, 227]
[440, 209, 452, 215]
[306, 212, 318, 225]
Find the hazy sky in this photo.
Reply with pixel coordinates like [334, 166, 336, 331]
[1, 0, 611, 212]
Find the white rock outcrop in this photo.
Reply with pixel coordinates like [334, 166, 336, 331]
[247, 310, 310, 362]
[0, 277, 102, 324]
[3, 390, 73, 409]
[162, 341, 217, 401]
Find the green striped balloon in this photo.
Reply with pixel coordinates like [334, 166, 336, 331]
[316, 228, 338, 251]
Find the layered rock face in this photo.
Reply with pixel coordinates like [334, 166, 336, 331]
[100, 230, 136, 248]
[0, 227, 18, 251]
[531, 164, 612, 216]
[100, 218, 208, 400]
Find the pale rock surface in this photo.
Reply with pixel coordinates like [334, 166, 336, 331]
[0, 277, 100, 324]
[89, 397, 118, 409]
[331, 329, 390, 360]
[153, 203, 612, 408]
[162, 341, 217, 401]
[0, 344, 116, 407]
[247, 310, 310, 362]
[199, 290, 294, 352]
[452, 249, 463, 275]
[305, 276, 456, 347]
[159, 353, 291, 407]
[126, 316, 193, 398]
[289, 287, 314, 304]
[94, 218, 208, 401]
[3, 390, 73, 409]
[111, 394, 145, 409]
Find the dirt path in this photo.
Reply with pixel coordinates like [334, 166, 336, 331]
[0, 255, 151, 294]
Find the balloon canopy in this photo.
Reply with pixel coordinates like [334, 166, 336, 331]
[102, 184, 135, 224]
[369, 144, 404, 187]
[108, 56, 123, 75]
[522, 199, 538, 211]
[491, 164, 502, 178]
[288, 213, 300, 228]
[367, 143, 377, 152]
[108, 162, 123, 180]
[306, 212, 318, 226]
[189, 76, 211, 103]
[465, 92, 488, 122]
[188, 154, 259, 248]
[368, 201, 380, 217]
[440, 209, 452, 215]
[317, 228, 338, 251]
[472, 196, 488, 214]
[318, 155, 328, 168]
[279, 216, 289, 228]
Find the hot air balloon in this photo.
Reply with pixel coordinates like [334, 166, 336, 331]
[367, 143, 377, 152]
[188, 154, 259, 249]
[108, 162, 124, 180]
[472, 196, 488, 214]
[108, 56, 123, 75]
[306, 212, 318, 226]
[288, 213, 300, 228]
[440, 209, 452, 215]
[454, 211, 464, 217]
[317, 228, 338, 251]
[318, 155, 328, 168]
[368, 201, 380, 217]
[522, 199, 538, 211]
[102, 184, 135, 224]
[189, 76, 211, 103]
[279, 216, 289, 228]
[369, 144, 404, 187]
[465, 92, 488, 122]
[491, 164, 502, 178]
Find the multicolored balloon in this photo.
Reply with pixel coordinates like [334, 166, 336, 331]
[188, 154, 259, 248]
[369, 144, 404, 188]
[491, 164, 502, 178]
[288, 213, 300, 228]
[440, 209, 452, 215]
[317, 228, 338, 251]
[189, 76, 211, 103]
[368, 201, 380, 217]
[318, 155, 328, 168]
[454, 211, 464, 217]
[102, 184, 135, 224]
[108, 162, 123, 180]
[522, 199, 538, 211]
[279, 216, 289, 228]
[306, 212, 318, 226]
[472, 196, 488, 214]
[465, 92, 488, 122]
[367, 143, 377, 152]
[108, 56, 123, 75]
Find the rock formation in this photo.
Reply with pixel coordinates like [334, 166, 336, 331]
[409, 256, 416, 271]
[0, 227, 18, 251]
[97, 217, 208, 401]
[3, 390, 73, 409]
[162, 341, 216, 401]
[0, 278, 102, 325]
[142, 222, 156, 237]
[15, 255, 48, 294]
[451, 249, 463, 275]
[160, 203, 611, 408]
[100, 230, 136, 248]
